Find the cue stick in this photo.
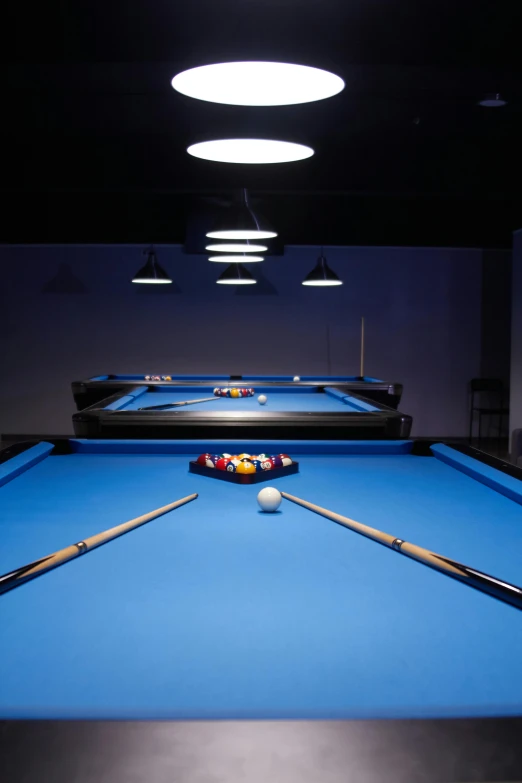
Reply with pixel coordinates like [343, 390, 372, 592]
[138, 396, 218, 411]
[280, 491, 522, 610]
[0, 493, 198, 596]
[359, 316, 365, 379]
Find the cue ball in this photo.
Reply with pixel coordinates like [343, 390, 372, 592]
[257, 487, 282, 513]
[258, 394, 267, 405]
[293, 376, 300, 382]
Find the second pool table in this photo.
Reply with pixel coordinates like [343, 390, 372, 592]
[72, 384, 411, 440]
[1, 438, 522, 781]
[72, 373, 403, 410]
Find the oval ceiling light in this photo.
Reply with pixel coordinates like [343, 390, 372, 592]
[207, 188, 277, 240]
[478, 93, 507, 108]
[206, 242, 267, 253]
[216, 264, 257, 285]
[172, 61, 345, 106]
[188, 139, 314, 165]
[302, 254, 343, 287]
[132, 249, 172, 284]
[208, 254, 264, 263]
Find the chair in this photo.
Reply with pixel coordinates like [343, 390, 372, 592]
[511, 429, 522, 467]
[468, 378, 509, 442]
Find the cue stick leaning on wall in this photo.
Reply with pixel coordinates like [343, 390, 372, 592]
[281, 491, 522, 610]
[359, 316, 365, 379]
[0, 494, 198, 595]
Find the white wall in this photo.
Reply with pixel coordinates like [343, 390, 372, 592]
[0, 244, 485, 436]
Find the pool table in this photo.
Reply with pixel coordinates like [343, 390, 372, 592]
[1, 438, 522, 782]
[72, 384, 411, 440]
[72, 373, 403, 410]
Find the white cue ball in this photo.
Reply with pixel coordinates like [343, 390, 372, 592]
[257, 486, 282, 513]
[258, 394, 267, 405]
[293, 375, 300, 382]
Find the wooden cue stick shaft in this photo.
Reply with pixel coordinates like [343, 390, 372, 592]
[281, 491, 522, 610]
[360, 316, 365, 378]
[0, 493, 198, 596]
[138, 397, 217, 411]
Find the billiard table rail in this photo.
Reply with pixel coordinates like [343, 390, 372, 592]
[71, 385, 412, 440]
[2, 717, 522, 783]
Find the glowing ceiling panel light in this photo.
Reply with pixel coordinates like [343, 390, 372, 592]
[172, 61, 345, 106]
[188, 139, 314, 164]
[206, 242, 267, 253]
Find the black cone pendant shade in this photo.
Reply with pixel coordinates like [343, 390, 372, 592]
[132, 249, 172, 284]
[207, 188, 277, 240]
[302, 253, 343, 286]
[216, 263, 257, 285]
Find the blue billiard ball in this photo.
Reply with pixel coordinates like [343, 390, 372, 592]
[251, 460, 263, 471]
[226, 461, 237, 473]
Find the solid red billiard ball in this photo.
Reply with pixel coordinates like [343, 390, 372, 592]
[216, 457, 232, 471]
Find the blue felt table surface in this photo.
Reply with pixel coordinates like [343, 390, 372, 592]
[0, 447, 521, 719]
[107, 386, 378, 413]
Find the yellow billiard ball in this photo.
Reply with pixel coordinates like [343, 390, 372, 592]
[230, 388, 240, 398]
[236, 461, 256, 474]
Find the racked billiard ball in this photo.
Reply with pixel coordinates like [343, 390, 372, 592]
[196, 453, 212, 466]
[226, 461, 237, 473]
[236, 461, 256, 474]
[279, 454, 293, 466]
[251, 460, 263, 471]
[216, 457, 232, 471]
[230, 388, 240, 398]
[238, 453, 251, 459]
[145, 375, 151, 380]
[260, 459, 273, 470]
[270, 456, 283, 469]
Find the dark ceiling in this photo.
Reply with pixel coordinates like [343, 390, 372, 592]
[3, 0, 522, 248]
